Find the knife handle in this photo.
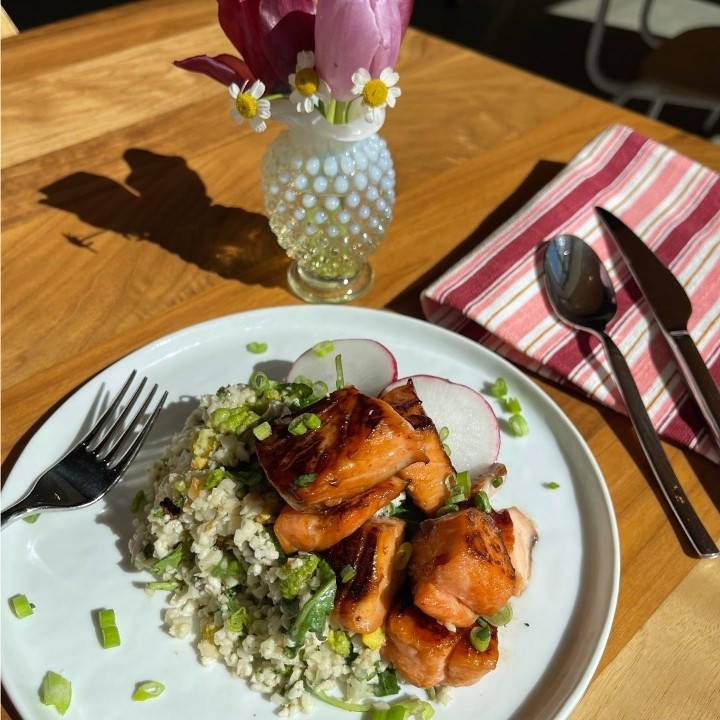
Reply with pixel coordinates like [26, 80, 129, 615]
[602, 332, 718, 559]
[670, 331, 720, 449]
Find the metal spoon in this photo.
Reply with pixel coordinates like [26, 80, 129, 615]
[543, 234, 718, 559]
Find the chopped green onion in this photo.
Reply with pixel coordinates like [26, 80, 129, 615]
[145, 580, 180, 592]
[374, 667, 400, 697]
[151, 542, 187, 573]
[312, 340, 335, 357]
[491, 476, 504, 488]
[226, 606, 250, 634]
[508, 414, 529, 437]
[10, 594, 34, 618]
[40, 671, 72, 715]
[340, 565, 357, 583]
[503, 396, 522, 414]
[470, 624, 491, 652]
[436, 503, 459, 517]
[481, 603, 513, 626]
[395, 541, 413, 569]
[294, 472, 317, 488]
[23, 513, 40, 523]
[132, 680, 165, 701]
[473, 490, 491, 513]
[130, 489, 145, 513]
[370, 699, 435, 720]
[97, 608, 116, 628]
[246, 341, 267, 354]
[253, 421, 272, 441]
[101, 625, 121, 648]
[335, 354, 345, 390]
[250, 370, 269, 394]
[545, 481, 560, 490]
[489, 377, 508, 398]
[288, 413, 321, 436]
[455, 470, 470, 496]
[438, 426, 449, 441]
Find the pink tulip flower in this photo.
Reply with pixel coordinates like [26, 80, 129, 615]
[314, 0, 414, 100]
[176, 0, 316, 92]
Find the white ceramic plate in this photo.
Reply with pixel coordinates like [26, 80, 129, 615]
[1, 306, 619, 720]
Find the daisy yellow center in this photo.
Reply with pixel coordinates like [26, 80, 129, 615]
[295, 67, 320, 97]
[236, 92, 258, 119]
[362, 79, 388, 107]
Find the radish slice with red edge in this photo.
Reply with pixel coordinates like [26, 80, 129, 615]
[287, 339, 398, 397]
[382, 374, 500, 477]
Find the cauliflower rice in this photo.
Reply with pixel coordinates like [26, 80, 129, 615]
[129, 378, 414, 715]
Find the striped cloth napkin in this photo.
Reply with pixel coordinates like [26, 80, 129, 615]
[421, 124, 720, 463]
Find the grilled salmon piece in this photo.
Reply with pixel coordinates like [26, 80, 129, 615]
[381, 380, 455, 515]
[255, 386, 427, 511]
[324, 517, 407, 634]
[409, 507, 515, 627]
[273, 476, 407, 554]
[383, 591, 499, 688]
[492, 507, 538, 595]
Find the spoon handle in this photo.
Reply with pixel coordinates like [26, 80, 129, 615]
[601, 333, 718, 559]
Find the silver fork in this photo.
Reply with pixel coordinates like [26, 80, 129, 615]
[1, 371, 167, 528]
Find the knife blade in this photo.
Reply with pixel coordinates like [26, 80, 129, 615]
[595, 206, 720, 449]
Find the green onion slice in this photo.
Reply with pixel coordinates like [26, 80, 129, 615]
[312, 340, 335, 357]
[473, 490, 491, 513]
[132, 680, 165, 701]
[394, 542, 413, 570]
[130, 489, 145, 513]
[246, 341, 268, 354]
[253, 421, 272, 441]
[40, 671, 72, 715]
[23, 513, 40, 523]
[545, 481, 560, 489]
[509, 414, 529, 437]
[489, 377, 508, 398]
[11, 594, 34, 619]
[470, 624, 491, 652]
[294, 472, 317, 488]
[340, 565, 357, 583]
[481, 603, 513, 626]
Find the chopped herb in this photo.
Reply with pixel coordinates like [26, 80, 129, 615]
[130, 489, 145, 513]
[394, 542, 413, 570]
[335, 354, 345, 389]
[370, 699, 435, 720]
[473, 490, 491, 513]
[508, 414, 529, 437]
[23, 513, 40, 523]
[288, 413, 321, 436]
[503, 396, 522, 414]
[481, 602, 513, 626]
[340, 565, 357, 583]
[132, 680, 165, 701]
[151, 541, 189, 573]
[10, 594, 34, 618]
[250, 370, 269, 394]
[438, 426, 449, 441]
[246, 341, 268, 354]
[97, 608, 121, 648]
[374, 667, 400, 697]
[294, 472, 317, 488]
[489, 377, 508, 398]
[469, 623, 491, 652]
[288, 559, 336, 647]
[253, 421, 272, 441]
[40, 671, 72, 715]
[312, 340, 335, 357]
[226, 605, 250, 634]
[145, 580, 180, 592]
[491, 476, 504, 488]
[545, 481, 560, 489]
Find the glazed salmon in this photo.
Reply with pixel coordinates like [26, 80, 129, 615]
[409, 507, 515, 627]
[381, 380, 455, 515]
[324, 517, 407, 634]
[492, 507, 538, 595]
[383, 591, 499, 688]
[273, 476, 407, 554]
[255, 386, 427, 511]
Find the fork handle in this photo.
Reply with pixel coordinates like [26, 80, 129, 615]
[1, 498, 44, 528]
[601, 332, 718, 558]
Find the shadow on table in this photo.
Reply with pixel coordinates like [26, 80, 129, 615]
[39, 148, 287, 287]
[387, 158, 566, 318]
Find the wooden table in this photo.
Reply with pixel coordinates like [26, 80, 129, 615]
[2, 1, 719, 717]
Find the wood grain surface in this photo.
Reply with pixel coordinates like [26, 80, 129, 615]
[2, 2, 719, 719]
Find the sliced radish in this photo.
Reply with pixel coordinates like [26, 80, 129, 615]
[382, 375, 500, 476]
[287, 339, 398, 397]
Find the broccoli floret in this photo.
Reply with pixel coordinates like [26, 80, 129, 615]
[327, 628, 351, 657]
[281, 554, 321, 599]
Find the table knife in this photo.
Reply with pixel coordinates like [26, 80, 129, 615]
[595, 206, 720, 449]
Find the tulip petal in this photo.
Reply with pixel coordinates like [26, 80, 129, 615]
[259, 0, 316, 86]
[218, 0, 280, 88]
[174, 54, 255, 87]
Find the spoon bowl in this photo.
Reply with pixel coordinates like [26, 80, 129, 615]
[543, 234, 717, 559]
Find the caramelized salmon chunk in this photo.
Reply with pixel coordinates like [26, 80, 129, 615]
[255, 386, 427, 511]
[324, 517, 407, 634]
[383, 591, 499, 688]
[409, 507, 515, 627]
[381, 379, 455, 515]
[492, 507, 538, 595]
[273, 476, 407, 554]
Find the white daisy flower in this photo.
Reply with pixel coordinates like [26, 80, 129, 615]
[228, 79, 271, 132]
[288, 50, 331, 113]
[351, 66, 401, 124]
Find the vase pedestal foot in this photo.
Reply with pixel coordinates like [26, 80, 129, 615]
[287, 261, 373, 304]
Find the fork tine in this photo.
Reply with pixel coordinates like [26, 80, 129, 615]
[91, 376, 148, 455]
[82, 370, 137, 447]
[102, 381, 157, 465]
[111, 390, 168, 475]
